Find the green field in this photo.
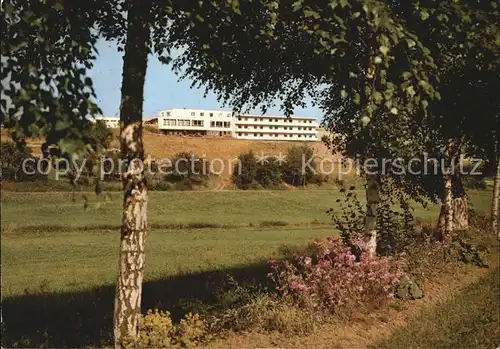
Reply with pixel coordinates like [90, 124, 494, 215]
[1, 189, 493, 297]
[2, 226, 338, 297]
[0, 188, 495, 348]
[3, 190, 341, 228]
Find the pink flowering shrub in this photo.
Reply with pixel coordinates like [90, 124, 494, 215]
[268, 237, 406, 314]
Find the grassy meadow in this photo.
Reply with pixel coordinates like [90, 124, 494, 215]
[1, 189, 493, 297]
[0, 188, 496, 347]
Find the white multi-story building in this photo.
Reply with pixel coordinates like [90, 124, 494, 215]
[91, 116, 160, 129]
[157, 108, 319, 141]
[158, 108, 234, 137]
[233, 114, 318, 141]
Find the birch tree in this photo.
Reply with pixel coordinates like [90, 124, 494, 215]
[168, 0, 499, 245]
[2, 1, 273, 346]
[1, 1, 152, 345]
[112, 1, 151, 346]
[167, 0, 443, 253]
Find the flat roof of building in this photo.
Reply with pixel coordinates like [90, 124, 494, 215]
[156, 108, 318, 121]
[237, 113, 317, 120]
[159, 108, 233, 112]
[94, 116, 158, 120]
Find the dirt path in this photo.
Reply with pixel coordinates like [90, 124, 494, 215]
[204, 257, 499, 349]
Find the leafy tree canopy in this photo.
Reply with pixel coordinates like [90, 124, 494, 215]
[163, 0, 499, 204]
[1, 0, 110, 156]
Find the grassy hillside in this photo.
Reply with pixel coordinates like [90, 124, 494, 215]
[141, 131, 335, 160]
[2, 128, 343, 185]
[2, 128, 338, 161]
[2, 188, 493, 297]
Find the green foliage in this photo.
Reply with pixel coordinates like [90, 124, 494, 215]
[256, 156, 284, 189]
[233, 147, 323, 189]
[137, 310, 211, 348]
[283, 145, 316, 187]
[457, 239, 489, 268]
[0, 141, 45, 182]
[211, 293, 315, 335]
[233, 151, 285, 189]
[167, 0, 440, 121]
[232, 151, 259, 189]
[199, 275, 315, 335]
[163, 0, 499, 210]
[384, 1, 499, 203]
[164, 152, 210, 188]
[90, 120, 113, 153]
[328, 181, 418, 256]
[462, 175, 487, 190]
[328, 185, 365, 243]
[376, 182, 417, 256]
[148, 179, 175, 191]
[0, 142, 20, 169]
[101, 151, 122, 182]
[1, 0, 108, 157]
[1, 141, 32, 171]
[136, 309, 174, 348]
[144, 152, 213, 190]
[395, 279, 423, 300]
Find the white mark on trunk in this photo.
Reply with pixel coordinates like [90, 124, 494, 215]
[364, 174, 380, 257]
[443, 174, 454, 237]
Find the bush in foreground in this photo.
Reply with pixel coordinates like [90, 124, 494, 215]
[136, 295, 313, 348]
[208, 293, 315, 335]
[268, 237, 405, 316]
[136, 310, 210, 348]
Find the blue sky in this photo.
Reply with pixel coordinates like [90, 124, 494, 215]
[88, 39, 322, 120]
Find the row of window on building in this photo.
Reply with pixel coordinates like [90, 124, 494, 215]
[161, 111, 232, 118]
[237, 117, 314, 124]
[237, 125, 314, 131]
[163, 119, 203, 126]
[236, 133, 315, 138]
[162, 119, 231, 128]
[210, 121, 231, 128]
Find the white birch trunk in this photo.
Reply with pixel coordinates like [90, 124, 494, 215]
[436, 175, 454, 240]
[453, 196, 469, 230]
[113, 1, 150, 347]
[361, 58, 379, 257]
[492, 156, 500, 236]
[364, 174, 380, 257]
[443, 170, 454, 239]
[437, 140, 455, 240]
[437, 180, 469, 233]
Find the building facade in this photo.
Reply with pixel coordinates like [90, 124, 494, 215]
[143, 117, 158, 127]
[158, 108, 319, 141]
[158, 108, 234, 137]
[92, 117, 159, 129]
[233, 114, 318, 141]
